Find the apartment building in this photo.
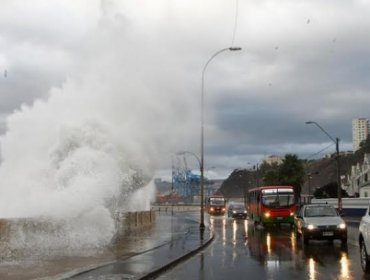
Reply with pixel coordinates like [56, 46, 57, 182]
[263, 155, 283, 166]
[352, 118, 370, 152]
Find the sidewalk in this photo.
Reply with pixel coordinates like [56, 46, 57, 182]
[53, 212, 213, 280]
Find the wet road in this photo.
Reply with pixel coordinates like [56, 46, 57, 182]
[158, 215, 370, 280]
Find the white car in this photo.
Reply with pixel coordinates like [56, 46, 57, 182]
[359, 206, 370, 272]
[295, 204, 347, 245]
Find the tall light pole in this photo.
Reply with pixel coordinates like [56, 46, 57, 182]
[305, 121, 342, 213]
[201, 47, 242, 230]
[307, 171, 319, 203]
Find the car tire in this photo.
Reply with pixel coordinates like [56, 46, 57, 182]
[302, 231, 309, 245]
[360, 240, 370, 273]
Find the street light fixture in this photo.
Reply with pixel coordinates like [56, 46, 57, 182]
[201, 47, 242, 230]
[305, 121, 342, 213]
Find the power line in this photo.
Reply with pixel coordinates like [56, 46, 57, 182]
[305, 143, 335, 160]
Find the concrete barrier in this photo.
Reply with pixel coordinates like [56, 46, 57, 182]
[115, 210, 156, 233]
[0, 211, 156, 243]
[311, 198, 370, 217]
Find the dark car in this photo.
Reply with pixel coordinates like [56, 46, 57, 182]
[294, 204, 347, 245]
[227, 203, 247, 219]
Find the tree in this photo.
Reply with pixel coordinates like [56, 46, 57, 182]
[259, 154, 305, 201]
[278, 154, 305, 202]
[359, 136, 370, 153]
[260, 162, 280, 185]
[279, 154, 305, 200]
[313, 182, 349, 198]
[263, 169, 280, 185]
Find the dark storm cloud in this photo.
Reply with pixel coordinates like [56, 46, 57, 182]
[1, 0, 370, 178]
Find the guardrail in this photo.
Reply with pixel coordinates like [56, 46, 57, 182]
[311, 197, 370, 217]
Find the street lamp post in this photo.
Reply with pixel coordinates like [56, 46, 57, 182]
[305, 121, 342, 213]
[201, 47, 242, 230]
[307, 171, 319, 203]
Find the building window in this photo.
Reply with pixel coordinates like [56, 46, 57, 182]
[365, 192, 368, 198]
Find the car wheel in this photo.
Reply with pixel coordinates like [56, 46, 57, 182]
[302, 231, 309, 245]
[360, 240, 370, 273]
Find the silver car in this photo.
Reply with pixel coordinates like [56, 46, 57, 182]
[294, 204, 347, 245]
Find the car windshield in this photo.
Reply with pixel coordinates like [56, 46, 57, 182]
[304, 206, 338, 217]
[232, 204, 245, 210]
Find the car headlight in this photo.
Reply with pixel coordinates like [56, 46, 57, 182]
[307, 224, 317, 230]
[244, 210, 247, 214]
[264, 212, 271, 218]
[210, 207, 214, 212]
[233, 210, 237, 214]
[290, 212, 294, 216]
[337, 223, 346, 229]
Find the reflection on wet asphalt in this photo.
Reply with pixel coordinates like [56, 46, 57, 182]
[158, 215, 370, 280]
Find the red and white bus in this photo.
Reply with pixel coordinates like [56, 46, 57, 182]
[247, 186, 297, 226]
[206, 195, 226, 215]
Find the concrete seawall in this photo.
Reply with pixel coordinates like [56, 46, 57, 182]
[0, 211, 156, 246]
[115, 210, 156, 233]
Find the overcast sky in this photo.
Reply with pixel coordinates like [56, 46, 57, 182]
[1, 0, 370, 180]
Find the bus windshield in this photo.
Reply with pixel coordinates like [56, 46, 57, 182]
[261, 191, 295, 208]
[209, 198, 225, 205]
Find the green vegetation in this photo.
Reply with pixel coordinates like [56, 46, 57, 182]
[313, 182, 349, 198]
[260, 154, 305, 201]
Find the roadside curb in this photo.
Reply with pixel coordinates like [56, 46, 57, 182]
[139, 229, 215, 280]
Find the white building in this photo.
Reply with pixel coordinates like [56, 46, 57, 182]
[343, 153, 370, 197]
[352, 118, 369, 152]
[263, 155, 283, 166]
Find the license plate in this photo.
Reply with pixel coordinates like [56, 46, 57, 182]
[322, 231, 334, 236]
[277, 217, 283, 220]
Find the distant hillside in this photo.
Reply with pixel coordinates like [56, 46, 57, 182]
[218, 169, 259, 199]
[218, 148, 368, 199]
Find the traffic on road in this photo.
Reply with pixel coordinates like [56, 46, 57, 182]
[157, 209, 370, 280]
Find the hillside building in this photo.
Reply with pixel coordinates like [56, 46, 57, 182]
[352, 118, 369, 152]
[263, 155, 283, 166]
